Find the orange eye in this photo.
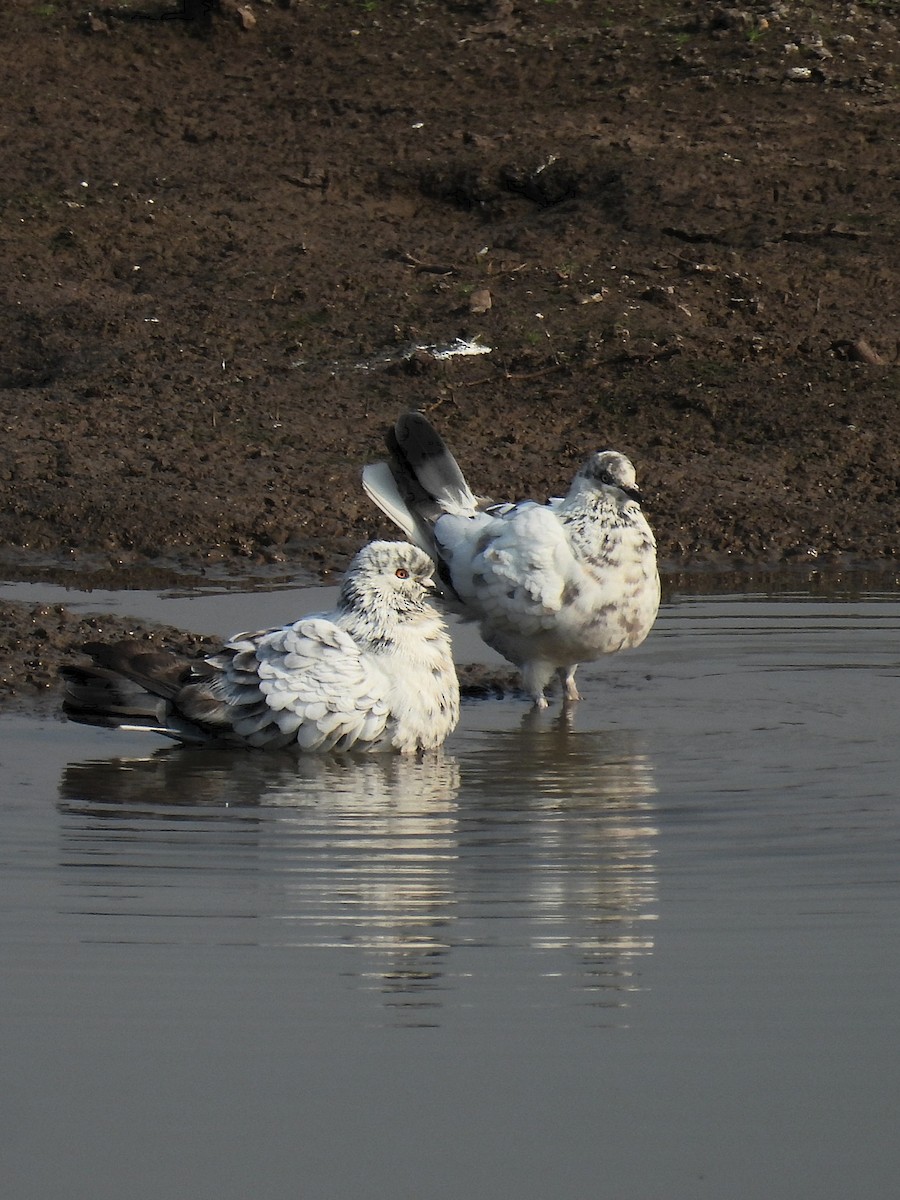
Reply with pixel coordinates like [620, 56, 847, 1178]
[395, 568, 410, 579]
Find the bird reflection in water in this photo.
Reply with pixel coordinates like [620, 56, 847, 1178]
[59, 748, 463, 1028]
[59, 716, 657, 1025]
[455, 710, 659, 1018]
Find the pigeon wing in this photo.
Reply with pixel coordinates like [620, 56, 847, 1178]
[182, 618, 392, 751]
[435, 504, 575, 633]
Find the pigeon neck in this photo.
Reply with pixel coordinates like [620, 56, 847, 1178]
[564, 484, 620, 516]
[338, 579, 412, 642]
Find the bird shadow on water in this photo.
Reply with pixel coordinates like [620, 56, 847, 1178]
[55, 714, 660, 1027]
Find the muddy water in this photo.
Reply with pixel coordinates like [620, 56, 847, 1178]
[2, 576, 900, 1200]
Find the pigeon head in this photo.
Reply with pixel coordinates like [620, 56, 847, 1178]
[575, 451, 644, 505]
[342, 541, 437, 611]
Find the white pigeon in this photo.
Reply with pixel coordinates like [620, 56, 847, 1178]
[362, 412, 660, 708]
[60, 541, 459, 754]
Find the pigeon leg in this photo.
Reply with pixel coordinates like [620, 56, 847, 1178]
[522, 661, 554, 709]
[559, 665, 581, 703]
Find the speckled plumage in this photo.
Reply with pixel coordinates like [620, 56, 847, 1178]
[362, 414, 660, 707]
[60, 541, 460, 753]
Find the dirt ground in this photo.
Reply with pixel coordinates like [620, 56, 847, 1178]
[2, 0, 899, 702]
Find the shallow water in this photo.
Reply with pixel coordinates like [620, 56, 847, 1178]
[2, 577, 900, 1199]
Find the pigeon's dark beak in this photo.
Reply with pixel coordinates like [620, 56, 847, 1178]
[623, 485, 644, 505]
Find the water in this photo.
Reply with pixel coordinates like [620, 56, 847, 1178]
[2, 578, 899, 1199]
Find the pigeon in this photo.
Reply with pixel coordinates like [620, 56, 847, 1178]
[60, 541, 459, 754]
[362, 412, 660, 707]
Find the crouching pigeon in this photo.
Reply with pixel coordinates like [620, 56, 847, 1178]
[362, 412, 659, 707]
[60, 541, 459, 753]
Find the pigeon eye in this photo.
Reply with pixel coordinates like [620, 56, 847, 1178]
[395, 568, 410, 579]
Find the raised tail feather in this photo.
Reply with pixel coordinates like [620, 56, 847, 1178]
[361, 461, 431, 551]
[361, 412, 483, 555]
[389, 412, 478, 516]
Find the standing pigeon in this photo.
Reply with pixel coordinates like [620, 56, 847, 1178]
[60, 541, 459, 753]
[362, 413, 660, 708]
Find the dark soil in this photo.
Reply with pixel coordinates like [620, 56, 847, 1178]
[2, 0, 900, 702]
[0, 599, 219, 708]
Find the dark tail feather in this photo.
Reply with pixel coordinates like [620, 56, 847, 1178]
[60, 663, 171, 730]
[60, 643, 207, 742]
[387, 412, 479, 515]
[78, 641, 190, 699]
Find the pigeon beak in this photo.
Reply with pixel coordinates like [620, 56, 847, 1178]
[420, 575, 436, 590]
[623, 485, 644, 505]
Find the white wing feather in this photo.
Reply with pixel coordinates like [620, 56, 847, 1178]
[224, 618, 391, 751]
[435, 505, 573, 631]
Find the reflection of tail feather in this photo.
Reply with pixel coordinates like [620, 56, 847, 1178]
[59, 747, 461, 813]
